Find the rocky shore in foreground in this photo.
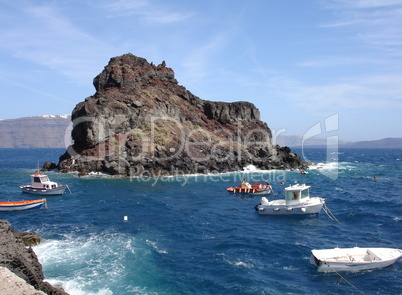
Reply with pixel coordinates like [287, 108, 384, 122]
[0, 220, 69, 295]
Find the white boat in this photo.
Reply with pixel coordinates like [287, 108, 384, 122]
[255, 183, 325, 215]
[310, 247, 402, 272]
[20, 173, 68, 195]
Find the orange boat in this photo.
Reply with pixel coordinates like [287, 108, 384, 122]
[0, 199, 47, 211]
[227, 181, 272, 195]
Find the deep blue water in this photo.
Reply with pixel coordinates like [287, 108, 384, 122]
[0, 148, 401, 295]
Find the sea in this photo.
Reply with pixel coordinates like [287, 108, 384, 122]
[0, 148, 401, 295]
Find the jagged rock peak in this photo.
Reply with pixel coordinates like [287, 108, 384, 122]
[93, 53, 177, 92]
[58, 53, 307, 176]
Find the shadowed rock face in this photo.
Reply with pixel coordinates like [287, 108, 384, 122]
[0, 220, 69, 295]
[58, 53, 307, 176]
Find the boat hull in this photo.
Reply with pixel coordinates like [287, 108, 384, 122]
[310, 247, 402, 272]
[20, 185, 66, 195]
[256, 198, 325, 215]
[0, 199, 46, 211]
[227, 183, 272, 195]
[227, 188, 271, 195]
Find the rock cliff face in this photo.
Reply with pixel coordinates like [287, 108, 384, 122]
[58, 53, 307, 176]
[0, 220, 69, 295]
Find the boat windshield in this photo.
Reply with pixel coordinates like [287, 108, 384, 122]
[286, 191, 299, 200]
[41, 176, 50, 182]
[301, 189, 309, 199]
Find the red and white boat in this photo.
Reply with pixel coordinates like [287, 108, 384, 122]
[227, 181, 272, 195]
[20, 173, 69, 195]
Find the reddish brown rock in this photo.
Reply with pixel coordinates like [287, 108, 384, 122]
[58, 53, 307, 176]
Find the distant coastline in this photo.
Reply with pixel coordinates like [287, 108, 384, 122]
[0, 115, 71, 148]
[276, 135, 402, 149]
[0, 115, 400, 149]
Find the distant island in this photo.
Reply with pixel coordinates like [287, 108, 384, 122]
[0, 115, 71, 148]
[340, 137, 402, 149]
[276, 135, 402, 149]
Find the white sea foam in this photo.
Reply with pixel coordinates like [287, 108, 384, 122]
[308, 162, 338, 170]
[45, 279, 112, 295]
[146, 239, 168, 254]
[34, 232, 150, 295]
[224, 258, 254, 269]
[308, 161, 359, 172]
[243, 164, 257, 172]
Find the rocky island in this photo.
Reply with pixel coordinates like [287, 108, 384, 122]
[58, 53, 307, 176]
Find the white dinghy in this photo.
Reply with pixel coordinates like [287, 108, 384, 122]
[310, 247, 402, 272]
[255, 183, 325, 215]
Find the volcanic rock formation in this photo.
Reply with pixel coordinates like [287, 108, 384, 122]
[58, 53, 307, 176]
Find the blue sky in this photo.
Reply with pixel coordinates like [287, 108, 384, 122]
[1, 0, 401, 141]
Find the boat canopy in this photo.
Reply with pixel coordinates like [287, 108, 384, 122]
[31, 174, 50, 183]
[284, 184, 310, 205]
[30, 174, 57, 189]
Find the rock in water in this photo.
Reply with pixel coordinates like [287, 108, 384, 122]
[42, 161, 58, 171]
[58, 53, 307, 176]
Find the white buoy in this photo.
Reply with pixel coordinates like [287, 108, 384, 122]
[124, 216, 128, 221]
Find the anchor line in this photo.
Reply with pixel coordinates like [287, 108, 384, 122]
[323, 202, 376, 235]
[322, 203, 341, 223]
[329, 265, 366, 295]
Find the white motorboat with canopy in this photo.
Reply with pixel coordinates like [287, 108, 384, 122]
[255, 183, 325, 215]
[20, 173, 70, 195]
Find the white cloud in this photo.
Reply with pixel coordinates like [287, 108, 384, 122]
[272, 74, 402, 111]
[321, 0, 402, 10]
[347, 0, 402, 8]
[297, 56, 383, 67]
[0, 2, 117, 84]
[101, 0, 193, 24]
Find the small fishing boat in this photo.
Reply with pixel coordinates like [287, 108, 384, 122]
[0, 199, 47, 211]
[255, 183, 325, 215]
[20, 173, 69, 195]
[227, 181, 272, 195]
[310, 247, 402, 272]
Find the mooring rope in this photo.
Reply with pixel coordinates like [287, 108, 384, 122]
[322, 203, 341, 223]
[328, 265, 366, 295]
